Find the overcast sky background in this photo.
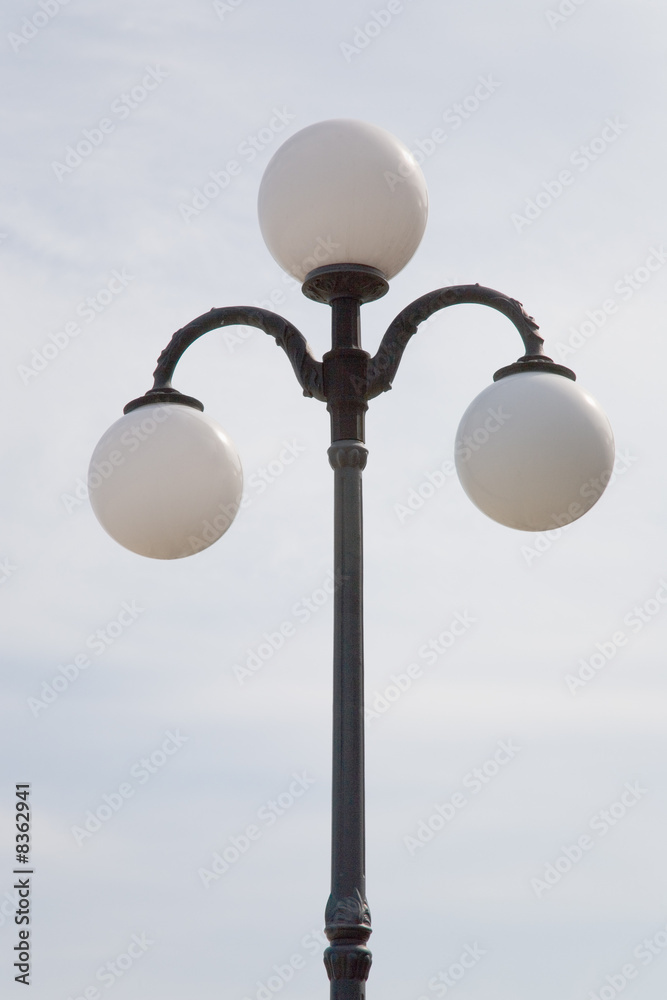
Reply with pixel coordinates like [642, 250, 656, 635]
[2, 2, 667, 998]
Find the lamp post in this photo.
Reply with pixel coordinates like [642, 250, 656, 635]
[89, 119, 615, 999]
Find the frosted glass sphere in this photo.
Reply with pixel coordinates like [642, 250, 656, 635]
[455, 372, 615, 531]
[89, 404, 243, 559]
[258, 119, 428, 281]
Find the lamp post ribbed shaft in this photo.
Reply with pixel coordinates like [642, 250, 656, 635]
[324, 437, 372, 996]
[320, 281, 374, 996]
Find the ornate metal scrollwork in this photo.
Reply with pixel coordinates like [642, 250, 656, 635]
[325, 888, 372, 927]
[150, 306, 326, 402]
[327, 442, 369, 471]
[366, 283, 546, 399]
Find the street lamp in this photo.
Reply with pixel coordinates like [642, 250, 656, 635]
[89, 119, 615, 998]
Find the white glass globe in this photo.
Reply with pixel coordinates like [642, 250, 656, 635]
[258, 119, 428, 282]
[88, 404, 243, 559]
[455, 371, 615, 531]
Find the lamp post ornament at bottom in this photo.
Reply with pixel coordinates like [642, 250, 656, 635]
[89, 120, 615, 998]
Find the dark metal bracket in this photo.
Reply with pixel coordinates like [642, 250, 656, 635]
[366, 283, 573, 399]
[123, 305, 326, 414]
[121, 280, 573, 417]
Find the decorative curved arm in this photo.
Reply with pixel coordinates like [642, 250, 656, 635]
[366, 284, 545, 399]
[151, 306, 325, 401]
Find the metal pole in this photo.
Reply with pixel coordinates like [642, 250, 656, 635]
[323, 295, 373, 997]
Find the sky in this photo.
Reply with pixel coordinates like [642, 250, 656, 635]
[2, 1, 667, 998]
